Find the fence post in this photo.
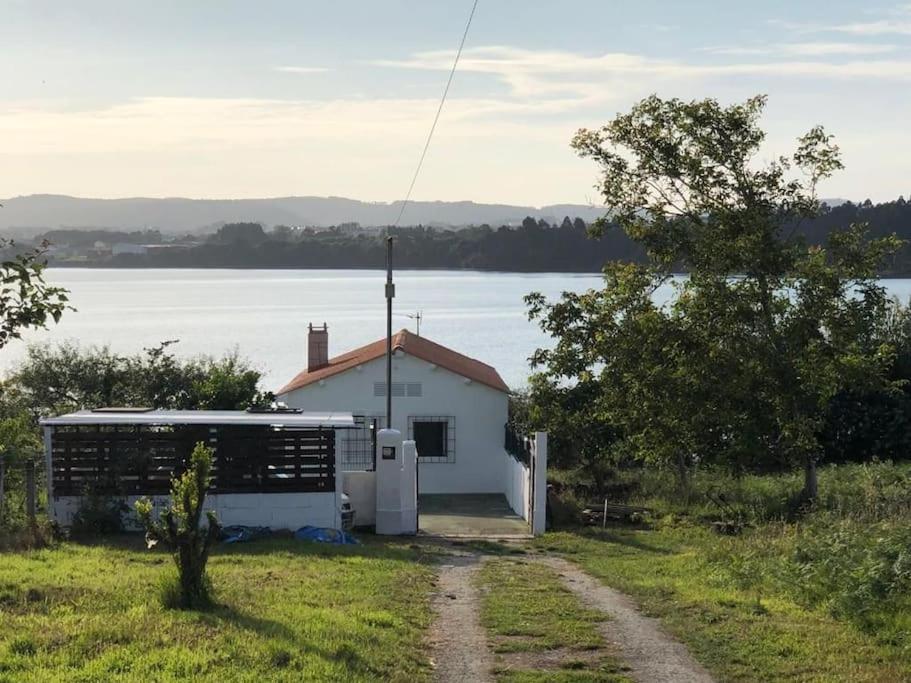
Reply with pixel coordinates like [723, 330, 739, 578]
[532, 432, 548, 535]
[0, 456, 5, 521]
[25, 459, 37, 525]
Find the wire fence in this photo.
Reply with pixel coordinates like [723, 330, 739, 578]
[0, 457, 47, 530]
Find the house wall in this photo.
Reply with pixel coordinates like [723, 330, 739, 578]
[53, 492, 339, 530]
[278, 352, 509, 496]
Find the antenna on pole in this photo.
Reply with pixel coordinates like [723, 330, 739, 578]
[406, 311, 423, 336]
[385, 237, 394, 427]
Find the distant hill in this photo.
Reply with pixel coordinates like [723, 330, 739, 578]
[0, 194, 608, 234]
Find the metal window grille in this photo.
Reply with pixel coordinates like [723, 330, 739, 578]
[341, 415, 384, 471]
[504, 423, 532, 465]
[408, 416, 456, 464]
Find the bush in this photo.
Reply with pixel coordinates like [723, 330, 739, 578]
[135, 442, 221, 610]
[69, 485, 128, 538]
[706, 513, 911, 648]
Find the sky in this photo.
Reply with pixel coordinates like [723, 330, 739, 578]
[1, 0, 909, 206]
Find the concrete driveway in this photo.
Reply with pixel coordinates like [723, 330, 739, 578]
[418, 494, 530, 537]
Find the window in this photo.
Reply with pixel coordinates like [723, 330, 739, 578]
[408, 416, 455, 463]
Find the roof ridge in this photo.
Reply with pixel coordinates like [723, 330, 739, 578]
[276, 329, 509, 395]
[398, 328, 500, 371]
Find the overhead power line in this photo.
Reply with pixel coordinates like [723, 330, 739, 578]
[392, 0, 479, 228]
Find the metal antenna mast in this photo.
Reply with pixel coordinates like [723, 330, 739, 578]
[406, 311, 423, 336]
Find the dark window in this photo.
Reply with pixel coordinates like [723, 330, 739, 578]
[413, 421, 447, 458]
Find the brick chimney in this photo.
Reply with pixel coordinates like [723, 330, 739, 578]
[308, 323, 329, 372]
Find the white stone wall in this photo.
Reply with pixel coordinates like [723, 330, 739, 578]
[502, 451, 531, 521]
[53, 491, 339, 531]
[278, 352, 509, 495]
[342, 471, 376, 526]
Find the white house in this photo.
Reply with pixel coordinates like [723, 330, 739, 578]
[276, 324, 532, 522]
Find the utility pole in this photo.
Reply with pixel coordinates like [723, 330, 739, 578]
[385, 237, 394, 427]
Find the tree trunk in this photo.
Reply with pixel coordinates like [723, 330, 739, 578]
[802, 455, 818, 503]
[677, 453, 691, 505]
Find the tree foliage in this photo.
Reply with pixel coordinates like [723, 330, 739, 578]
[135, 442, 221, 610]
[527, 95, 901, 500]
[4, 340, 270, 418]
[0, 240, 69, 348]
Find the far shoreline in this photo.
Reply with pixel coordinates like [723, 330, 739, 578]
[42, 264, 911, 279]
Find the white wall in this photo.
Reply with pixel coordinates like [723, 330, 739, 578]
[279, 352, 509, 495]
[502, 451, 531, 521]
[53, 492, 338, 531]
[342, 471, 376, 526]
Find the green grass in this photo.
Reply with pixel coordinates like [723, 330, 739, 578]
[0, 535, 436, 682]
[536, 527, 911, 682]
[476, 557, 633, 682]
[561, 461, 911, 525]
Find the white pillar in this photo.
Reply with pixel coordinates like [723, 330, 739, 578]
[532, 431, 548, 536]
[333, 429, 342, 530]
[400, 440, 418, 534]
[375, 429, 406, 535]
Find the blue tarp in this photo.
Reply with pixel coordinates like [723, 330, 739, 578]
[221, 525, 272, 544]
[294, 526, 360, 545]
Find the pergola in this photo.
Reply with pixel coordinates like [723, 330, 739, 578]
[40, 409, 356, 504]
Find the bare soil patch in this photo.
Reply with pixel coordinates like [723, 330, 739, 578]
[429, 553, 494, 682]
[539, 555, 715, 683]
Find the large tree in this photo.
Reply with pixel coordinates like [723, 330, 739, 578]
[527, 95, 900, 500]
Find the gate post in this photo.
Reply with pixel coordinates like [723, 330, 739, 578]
[532, 432, 548, 535]
[43, 426, 54, 523]
[375, 429, 410, 535]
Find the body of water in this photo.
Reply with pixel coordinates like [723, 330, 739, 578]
[6, 269, 911, 392]
[1, 269, 607, 391]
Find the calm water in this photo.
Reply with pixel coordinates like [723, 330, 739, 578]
[5, 269, 911, 392]
[0, 269, 607, 391]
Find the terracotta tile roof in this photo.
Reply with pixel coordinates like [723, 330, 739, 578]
[276, 329, 509, 395]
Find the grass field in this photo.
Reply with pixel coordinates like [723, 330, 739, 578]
[0, 536, 436, 682]
[476, 557, 632, 683]
[536, 527, 911, 682]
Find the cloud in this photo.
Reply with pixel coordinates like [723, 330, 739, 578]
[702, 42, 899, 56]
[825, 20, 911, 36]
[0, 95, 574, 158]
[273, 66, 330, 74]
[773, 4, 911, 36]
[378, 45, 911, 105]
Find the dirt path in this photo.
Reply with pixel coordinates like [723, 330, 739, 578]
[429, 553, 493, 683]
[539, 556, 715, 683]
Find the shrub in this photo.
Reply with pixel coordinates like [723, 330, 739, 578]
[135, 442, 221, 610]
[70, 484, 128, 538]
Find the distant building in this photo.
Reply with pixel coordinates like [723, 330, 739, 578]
[112, 243, 149, 256]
